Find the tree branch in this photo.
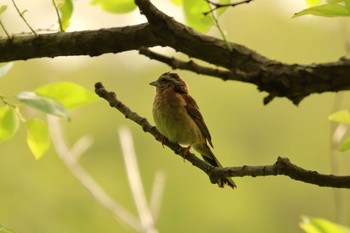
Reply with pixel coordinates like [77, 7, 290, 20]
[2, 0, 350, 105]
[139, 47, 230, 78]
[94, 82, 350, 189]
[0, 24, 157, 61]
[203, 0, 254, 15]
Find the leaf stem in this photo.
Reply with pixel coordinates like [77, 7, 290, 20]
[51, 0, 63, 32]
[11, 0, 37, 36]
[204, 0, 253, 15]
[0, 20, 10, 38]
[206, 1, 232, 51]
[0, 93, 26, 122]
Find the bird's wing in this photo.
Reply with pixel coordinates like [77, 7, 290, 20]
[183, 94, 213, 148]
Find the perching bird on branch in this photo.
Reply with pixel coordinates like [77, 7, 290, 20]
[150, 72, 236, 189]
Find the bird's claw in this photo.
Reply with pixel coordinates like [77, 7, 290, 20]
[158, 134, 168, 148]
[180, 145, 191, 162]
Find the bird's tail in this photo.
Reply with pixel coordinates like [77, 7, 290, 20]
[196, 144, 237, 189]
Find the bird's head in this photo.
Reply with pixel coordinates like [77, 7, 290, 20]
[150, 72, 188, 94]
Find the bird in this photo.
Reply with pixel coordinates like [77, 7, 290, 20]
[150, 72, 236, 189]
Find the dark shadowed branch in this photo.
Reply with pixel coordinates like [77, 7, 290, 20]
[139, 47, 231, 78]
[203, 0, 254, 15]
[94, 82, 350, 189]
[1, 0, 350, 104]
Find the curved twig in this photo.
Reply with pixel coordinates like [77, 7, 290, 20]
[1, 1, 350, 104]
[94, 82, 350, 189]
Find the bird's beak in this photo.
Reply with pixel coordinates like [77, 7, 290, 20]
[149, 80, 158, 86]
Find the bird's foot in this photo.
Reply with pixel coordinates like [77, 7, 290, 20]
[157, 134, 168, 148]
[180, 145, 191, 162]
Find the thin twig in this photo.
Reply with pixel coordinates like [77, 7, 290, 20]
[51, 0, 63, 31]
[95, 82, 350, 189]
[0, 20, 11, 38]
[205, 1, 232, 51]
[11, 0, 37, 36]
[329, 93, 347, 223]
[139, 47, 232, 79]
[149, 170, 166, 223]
[2, 2, 350, 106]
[47, 116, 142, 232]
[119, 127, 158, 233]
[204, 0, 254, 15]
[0, 91, 26, 122]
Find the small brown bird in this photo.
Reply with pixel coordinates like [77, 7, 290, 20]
[150, 72, 236, 189]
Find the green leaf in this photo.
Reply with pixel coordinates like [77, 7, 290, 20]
[0, 62, 14, 79]
[91, 0, 136, 13]
[345, 0, 350, 10]
[55, 0, 73, 31]
[328, 110, 350, 124]
[171, 0, 182, 6]
[0, 5, 7, 14]
[328, 0, 344, 3]
[306, 0, 323, 7]
[217, 0, 231, 16]
[0, 106, 19, 142]
[300, 216, 350, 233]
[26, 119, 50, 159]
[337, 136, 350, 152]
[17, 92, 70, 120]
[293, 3, 350, 18]
[35, 82, 99, 109]
[0, 224, 17, 233]
[183, 0, 214, 32]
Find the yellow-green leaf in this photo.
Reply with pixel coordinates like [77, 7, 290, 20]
[0, 106, 19, 142]
[35, 82, 99, 109]
[26, 119, 50, 159]
[54, 0, 73, 31]
[328, 110, 350, 124]
[0, 62, 14, 78]
[91, 0, 136, 13]
[0, 224, 17, 233]
[338, 136, 350, 152]
[171, 0, 182, 6]
[217, 0, 231, 16]
[183, 0, 214, 32]
[17, 91, 70, 120]
[0, 5, 7, 14]
[306, 0, 323, 7]
[17, 92, 70, 120]
[300, 216, 350, 233]
[293, 3, 350, 18]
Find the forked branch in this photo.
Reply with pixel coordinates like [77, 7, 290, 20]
[203, 0, 254, 15]
[94, 82, 350, 189]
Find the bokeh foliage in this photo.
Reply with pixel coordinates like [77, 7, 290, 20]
[1, 0, 350, 233]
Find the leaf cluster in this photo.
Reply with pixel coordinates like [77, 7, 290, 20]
[0, 80, 99, 159]
[294, 0, 350, 17]
[301, 216, 350, 233]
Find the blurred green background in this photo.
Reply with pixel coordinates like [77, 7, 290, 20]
[1, 0, 350, 232]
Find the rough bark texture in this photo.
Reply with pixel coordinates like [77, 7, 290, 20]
[1, 0, 350, 104]
[95, 82, 350, 189]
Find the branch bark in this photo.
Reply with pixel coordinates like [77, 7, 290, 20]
[0, 24, 157, 61]
[94, 82, 350, 189]
[1, 0, 350, 104]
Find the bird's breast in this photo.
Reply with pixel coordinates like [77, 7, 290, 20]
[152, 90, 203, 145]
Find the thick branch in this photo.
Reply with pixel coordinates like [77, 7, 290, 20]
[94, 82, 350, 189]
[2, 0, 350, 104]
[0, 24, 157, 61]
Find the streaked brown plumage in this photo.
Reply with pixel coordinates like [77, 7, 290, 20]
[150, 72, 236, 189]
